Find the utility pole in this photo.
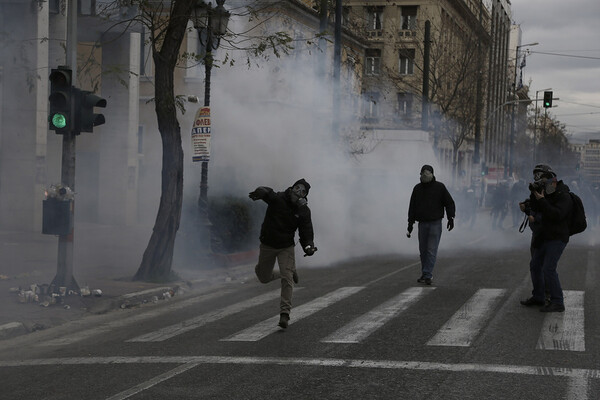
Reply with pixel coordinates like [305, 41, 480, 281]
[332, 0, 342, 139]
[51, 0, 79, 293]
[421, 20, 431, 131]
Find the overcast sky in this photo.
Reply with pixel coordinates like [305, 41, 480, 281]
[510, 0, 600, 142]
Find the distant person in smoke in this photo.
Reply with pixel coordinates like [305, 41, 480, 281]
[407, 165, 456, 285]
[249, 179, 316, 329]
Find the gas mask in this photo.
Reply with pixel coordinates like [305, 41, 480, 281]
[290, 183, 307, 204]
[420, 170, 434, 183]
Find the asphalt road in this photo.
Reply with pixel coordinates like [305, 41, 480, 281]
[0, 233, 598, 399]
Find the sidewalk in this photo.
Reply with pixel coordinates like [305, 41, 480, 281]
[0, 224, 257, 340]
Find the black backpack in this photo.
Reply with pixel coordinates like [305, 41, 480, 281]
[568, 192, 587, 236]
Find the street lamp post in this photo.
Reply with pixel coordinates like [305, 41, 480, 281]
[192, 0, 230, 252]
[508, 41, 538, 178]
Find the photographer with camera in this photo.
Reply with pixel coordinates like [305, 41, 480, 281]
[519, 164, 573, 313]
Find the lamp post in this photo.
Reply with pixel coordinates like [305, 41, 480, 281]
[508, 41, 538, 178]
[192, 0, 230, 251]
[533, 87, 552, 163]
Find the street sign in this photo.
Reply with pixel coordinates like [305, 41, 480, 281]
[191, 107, 211, 162]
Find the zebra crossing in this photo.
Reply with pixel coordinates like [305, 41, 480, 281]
[124, 285, 587, 352]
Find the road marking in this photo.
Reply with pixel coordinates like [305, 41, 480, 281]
[568, 376, 589, 400]
[105, 362, 201, 400]
[1, 355, 599, 378]
[427, 288, 506, 347]
[39, 289, 235, 346]
[127, 289, 283, 342]
[222, 287, 364, 342]
[321, 287, 435, 343]
[364, 261, 420, 286]
[536, 290, 585, 351]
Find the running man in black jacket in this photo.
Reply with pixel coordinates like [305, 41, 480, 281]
[249, 179, 316, 328]
[407, 165, 456, 285]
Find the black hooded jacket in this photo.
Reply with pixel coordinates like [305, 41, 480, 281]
[258, 187, 314, 249]
[529, 180, 572, 247]
[408, 177, 456, 225]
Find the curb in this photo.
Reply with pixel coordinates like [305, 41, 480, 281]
[0, 322, 26, 339]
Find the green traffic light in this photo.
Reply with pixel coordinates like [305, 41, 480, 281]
[51, 113, 67, 129]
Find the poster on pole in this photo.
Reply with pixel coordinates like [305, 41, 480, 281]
[191, 106, 211, 162]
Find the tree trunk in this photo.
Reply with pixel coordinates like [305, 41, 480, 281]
[133, 0, 194, 281]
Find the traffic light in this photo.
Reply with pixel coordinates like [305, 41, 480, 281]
[76, 90, 106, 133]
[543, 91, 553, 108]
[48, 67, 73, 133]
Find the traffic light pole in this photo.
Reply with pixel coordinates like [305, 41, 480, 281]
[51, 130, 79, 292]
[51, 0, 79, 293]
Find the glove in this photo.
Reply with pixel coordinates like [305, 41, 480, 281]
[447, 218, 454, 231]
[303, 245, 316, 256]
[296, 197, 307, 207]
[407, 223, 413, 238]
[249, 186, 268, 201]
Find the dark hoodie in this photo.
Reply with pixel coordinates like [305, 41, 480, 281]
[529, 180, 572, 247]
[258, 183, 314, 249]
[408, 176, 456, 225]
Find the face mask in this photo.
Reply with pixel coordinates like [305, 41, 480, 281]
[420, 170, 433, 183]
[290, 184, 307, 203]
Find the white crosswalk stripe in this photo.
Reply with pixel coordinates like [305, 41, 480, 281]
[536, 290, 585, 351]
[221, 287, 365, 342]
[127, 289, 284, 342]
[427, 288, 506, 347]
[118, 284, 587, 353]
[321, 286, 435, 343]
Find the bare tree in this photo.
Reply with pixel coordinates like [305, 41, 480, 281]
[88, 0, 298, 281]
[338, 5, 487, 180]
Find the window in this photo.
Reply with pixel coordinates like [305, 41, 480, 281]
[401, 6, 418, 30]
[49, 0, 60, 14]
[364, 92, 380, 118]
[140, 27, 153, 77]
[365, 49, 381, 76]
[397, 93, 414, 116]
[138, 126, 144, 154]
[367, 7, 384, 30]
[399, 49, 415, 75]
[78, 0, 95, 15]
[341, 7, 350, 27]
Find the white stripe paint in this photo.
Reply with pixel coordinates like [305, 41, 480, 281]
[321, 286, 435, 343]
[127, 289, 283, 342]
[427, 288, 506, 347]
[105, 362, 201, 400]
[567, 376, 589, 400]
[39, 289, 235, 346]
[536, 290, 585, 351]
[222, 287, 364, 342]
[1, 355, 599, 379]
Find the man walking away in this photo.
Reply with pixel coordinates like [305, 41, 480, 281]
[519, 164, 572, 312]
[249, 179, 316, 329]
[407, 165, 456, 285]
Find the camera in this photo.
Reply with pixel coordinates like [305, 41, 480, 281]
[522, 199, 532, 215]
[528, 181, 544, 193]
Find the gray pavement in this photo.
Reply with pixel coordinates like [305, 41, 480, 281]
[0, 223, 257, 340]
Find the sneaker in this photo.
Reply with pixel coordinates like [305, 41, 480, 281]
[278, 313, 290, 329]
[520, 297, 545, 307]
[292, 270, 299, 284]
[417, 276, 432, 285]
[540, 303, 565, 313]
